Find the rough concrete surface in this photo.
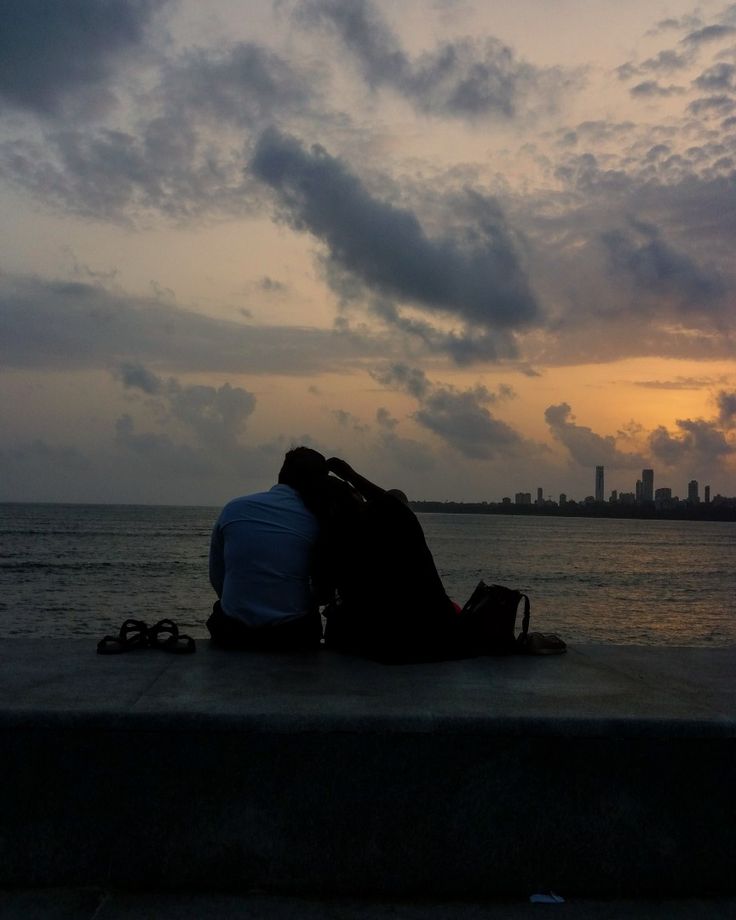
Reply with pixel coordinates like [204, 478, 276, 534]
[3, 639, 735, 735]
[1, 641, 735, 900]
[1, 889, 736, 920]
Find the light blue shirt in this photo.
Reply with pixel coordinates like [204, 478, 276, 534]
[209, 484, 320, 627]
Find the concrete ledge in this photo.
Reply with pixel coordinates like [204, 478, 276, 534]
[1, 640, 735, 898]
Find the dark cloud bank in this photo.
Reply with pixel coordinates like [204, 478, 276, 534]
[0, 274, 378, 375]
[0, 0, 170, 117]
[250, 128, 540, 361]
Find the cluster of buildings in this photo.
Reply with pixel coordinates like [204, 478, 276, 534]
[591, 466, 710, 510]
[513, 466, 724, 510]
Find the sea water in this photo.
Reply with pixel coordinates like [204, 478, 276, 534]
[0, 503, 734, 646]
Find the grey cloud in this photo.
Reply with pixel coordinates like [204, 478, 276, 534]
[116, 363, 257, 446]
[645, 15, 703, 37]
[544, 403, 645, 469]
[372, 363, 523, 460]
[371, 363, 430, 400]
[615, 63, 639, 81]
[687, 95, 736, 116]
[297, 0, 577, 120]
[0, 273, 379, 375]
[118, 361, 163, 394]
[159, 42, 318, 128]
[525, 317, 736, 366]
[0, 0, 169, 117]
[250, 129, 540, 337]
[415, 388, 521, 460]
[649, 418, 735, 466]
[553, 152, 631, 194]
[0, 118, 258, 223]
[630, 81, 685, 98]
[168, 382, 257, 447]
[375, 407, 398, 430]
[516, 137, 736, 363]
[694, 62, 736, 90]
[296, 0, 404, 88]
[259, 276, 288, 293]
[716, 390, 736, 426]
[634, 377, 719, 390]
[331, 409, 369, 432]
[644, 143, 671, 160]
[682, 25, 736, 45]
[372, 404, 435, 470]
[406, 37, 571, 120]
[648, 426, 685, 465]
[614, 48, 690, 81]
[0, 36, 324, 223]
[600, 225, 726, 312]
[641, 49, 692, 72]
[567, 121, 636, 142]
[111, 370, 266, 492]
[367, 297, 518, 364]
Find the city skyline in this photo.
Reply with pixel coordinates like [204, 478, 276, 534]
[1, 1, 735, 505]
[508, 464, 726, 507]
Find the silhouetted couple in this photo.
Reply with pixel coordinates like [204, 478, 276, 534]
[207, 446, 469, 662]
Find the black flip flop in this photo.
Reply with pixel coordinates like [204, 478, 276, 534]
[97, 618, 150, 654]
[147, 618, 196, 654]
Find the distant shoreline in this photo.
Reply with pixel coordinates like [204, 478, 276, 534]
[411, 500, 736, 523]
[1, 499, 735, 522]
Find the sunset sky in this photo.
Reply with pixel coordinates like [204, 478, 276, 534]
[1, 0, 735, 505]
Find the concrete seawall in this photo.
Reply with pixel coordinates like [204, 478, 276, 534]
[1, 639, 735, 898]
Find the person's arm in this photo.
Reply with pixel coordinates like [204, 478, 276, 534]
[326, 457, 385, 503]
[208, 522, 225, 598]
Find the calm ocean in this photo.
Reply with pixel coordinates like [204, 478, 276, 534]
[1, 503, 734, 647]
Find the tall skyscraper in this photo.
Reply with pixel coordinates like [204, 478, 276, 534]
[688, 480, 699, 503]
[705, 485, 711, 504]
[642, 469, 654, 503]
[595, 466, 604, 502]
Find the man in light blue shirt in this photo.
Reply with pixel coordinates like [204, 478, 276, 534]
[207, 447, 328, 649]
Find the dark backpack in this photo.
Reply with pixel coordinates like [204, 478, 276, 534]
[460, 581, 531, 654]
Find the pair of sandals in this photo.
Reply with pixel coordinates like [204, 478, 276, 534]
[97, 618, 196, 655]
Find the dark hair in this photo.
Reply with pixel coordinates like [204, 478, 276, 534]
[278, 447, 328, 516]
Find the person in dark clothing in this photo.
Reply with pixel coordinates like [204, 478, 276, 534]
[321, 457, 468, 663]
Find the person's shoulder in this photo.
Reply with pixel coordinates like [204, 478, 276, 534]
[222, 491, 258, 507]
[219, 488, 273, 516]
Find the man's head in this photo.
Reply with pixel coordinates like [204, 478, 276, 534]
[278, 446, 328, 493]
